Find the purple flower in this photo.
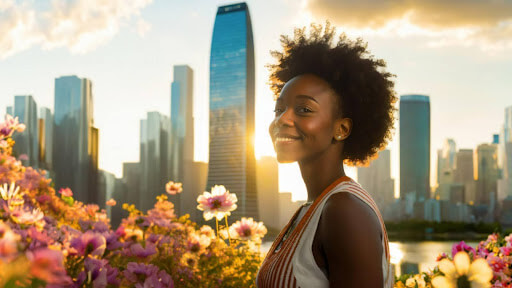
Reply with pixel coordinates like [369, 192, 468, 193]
[70, 231, 106, 257]
[123, 262, 159, 283]
[128, 242, 157, 258]
[124, 262, 174, 288]
[106, 265, 120, 286]
[452, 241, 476, 258]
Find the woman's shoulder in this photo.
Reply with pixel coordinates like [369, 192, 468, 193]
[321, 183, 382, 239]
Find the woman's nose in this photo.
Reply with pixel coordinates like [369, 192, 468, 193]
[275, 108, 294, 127]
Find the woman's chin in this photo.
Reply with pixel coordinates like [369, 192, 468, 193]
[275, 154, 297, 164]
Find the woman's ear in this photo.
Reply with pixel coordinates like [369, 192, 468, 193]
[334, 118, 352, 141]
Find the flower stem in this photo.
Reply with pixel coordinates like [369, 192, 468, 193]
[215, 218, 219, 239]
[225, 215, 231, 246]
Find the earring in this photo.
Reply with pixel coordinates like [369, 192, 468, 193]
[336, 135, 342, 140]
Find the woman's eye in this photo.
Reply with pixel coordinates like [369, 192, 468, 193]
[297, 107, 312, 113]
[273, 108, 284, 114]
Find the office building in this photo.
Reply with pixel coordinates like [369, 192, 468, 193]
[400, 94, 430, 202]
[12, 95, 39, 168]
[139, 112, 171, 211]
[53, 76, 98, 204]
[206, 2, 258, 220]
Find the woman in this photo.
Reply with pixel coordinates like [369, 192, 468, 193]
[256, 23, 396, 288]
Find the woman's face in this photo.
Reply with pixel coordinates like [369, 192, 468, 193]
[269, 74, 348, 163]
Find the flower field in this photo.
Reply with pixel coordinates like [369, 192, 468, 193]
[0, 115, 265, 287]
[0, 114, 510, 288]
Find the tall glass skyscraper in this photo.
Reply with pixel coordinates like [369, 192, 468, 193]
[53, 76, 98, 204]
[207, 2, 258, 220]
[12, 95, 39, 168]
[400, 94, 430, 202]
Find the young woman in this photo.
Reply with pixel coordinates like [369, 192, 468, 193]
[256, 23, 397, 288]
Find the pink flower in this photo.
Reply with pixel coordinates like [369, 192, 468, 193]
[0, 221, 20, 260]
[0, 114, 25, 138]
[106, 198, 116, 206]
[229, 217, 267, 242]
[27, 248, 72, 286]
[58, 187, 73, 197]
[186, 233, 211, 253]
[70, 231, 106, 257]
[165, 181, 183, 195]
[10, 206, 45, 229]
[18, 154, 29, 161]
[196, 185, 237, 221]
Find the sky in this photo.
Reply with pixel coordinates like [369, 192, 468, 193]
[1, 0, 512, 201]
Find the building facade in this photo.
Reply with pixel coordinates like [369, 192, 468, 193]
[206, 2, 258, 220]
[53, 76, 98, 204]
[12, 95, 39, 168]
[357, 149, 395, 218]
[139, 112, 171, 212]
[39, 107, 53, 172]
[400, 94, 431, 202]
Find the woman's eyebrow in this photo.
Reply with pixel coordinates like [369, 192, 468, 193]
[296, 94, 318, 103]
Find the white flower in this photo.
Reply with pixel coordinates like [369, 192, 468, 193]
[432, 251, 493, 288]
[0, 182, 24, 208]
[196, 185, 237, 221]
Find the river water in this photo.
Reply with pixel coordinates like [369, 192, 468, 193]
[261, 240, 480, 276]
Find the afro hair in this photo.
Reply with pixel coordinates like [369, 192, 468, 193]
[268, 22, 397, 166]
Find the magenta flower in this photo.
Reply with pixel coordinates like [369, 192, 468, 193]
[76, 257, 108, 288]
[196, 185, 237, 221]
[186, 233, 211, 253]
[124, 262, 159, 282]
[452, 241, 476, 259]
[70, 231, 106, 257]
[165, 181, 183, 195]
[229, 217, 267, 242]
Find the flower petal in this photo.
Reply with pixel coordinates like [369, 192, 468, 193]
[454, 251, 470, 276]
[438, 258, 456, 276]
[468, 259, 493, 284]
[432, 276, 456, 288]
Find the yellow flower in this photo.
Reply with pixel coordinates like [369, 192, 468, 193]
[432, 251, 493, 288]
[406, 274, 426, 288]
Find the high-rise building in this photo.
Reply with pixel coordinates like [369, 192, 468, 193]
[139, 112, 171, 212]
[358, 149, 395, 217]
[400, 94, 430, 202]
[454, 149, 476, 204]
[206, 2, 258, 221]
[12, 95, 39, 168]
[257, 156, 279, 230]
[437, 139, 456, 186]
[169, 65, 205, 217]
[6, 106, 13, 116]
[122, 162, 141, 209]
[53, 76, 98, 204]
[475, 143, 499, 205]
[39, 107, 53, 172]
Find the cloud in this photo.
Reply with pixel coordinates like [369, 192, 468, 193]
[304, 0, 512, 51]
[0, 0, 152, 59]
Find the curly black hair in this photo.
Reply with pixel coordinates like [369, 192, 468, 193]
[268, 22, 397, 166]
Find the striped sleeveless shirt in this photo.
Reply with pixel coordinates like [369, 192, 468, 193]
[256, 176, 393, 288]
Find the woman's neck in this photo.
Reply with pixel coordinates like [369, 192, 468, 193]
[298, 151, 346, 203]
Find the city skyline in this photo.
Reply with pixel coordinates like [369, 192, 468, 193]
[1, 0, 512, 201]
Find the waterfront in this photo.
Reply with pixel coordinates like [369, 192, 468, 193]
[262, 240, 480, 276]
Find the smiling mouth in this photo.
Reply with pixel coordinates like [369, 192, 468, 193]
[274, 135, 301, 144]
